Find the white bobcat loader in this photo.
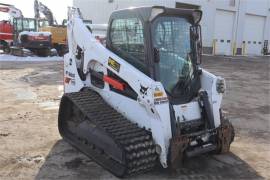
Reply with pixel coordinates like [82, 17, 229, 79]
[58, 6, 234, 177]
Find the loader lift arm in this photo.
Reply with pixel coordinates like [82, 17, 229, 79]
[66, 7, 161, 119]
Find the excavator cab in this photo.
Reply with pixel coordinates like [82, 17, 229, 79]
[106, 7, 202, 104]
[11, 17, 52, 56]
[12, 18, 37, 39]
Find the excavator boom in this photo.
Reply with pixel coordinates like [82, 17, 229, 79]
[34, 0, 57, 25]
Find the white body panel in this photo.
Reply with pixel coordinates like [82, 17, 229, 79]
[173, 101, 201, 122]
[200, 69, 223, 127]
[64, 7, 225, 167]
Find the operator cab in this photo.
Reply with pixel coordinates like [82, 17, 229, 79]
[12, 17, 37, 44]
[106, 6, 203, 104]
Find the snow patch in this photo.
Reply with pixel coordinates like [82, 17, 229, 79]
[14, 89, 37, 100]
[38, 101, 59, 110]
[20, 31, 51, 36]
[0, 54, 63, 62]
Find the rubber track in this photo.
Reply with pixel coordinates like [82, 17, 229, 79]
[59, 90, 157, 177]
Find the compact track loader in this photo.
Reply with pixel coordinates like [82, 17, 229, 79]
[58, 6, 234, 177]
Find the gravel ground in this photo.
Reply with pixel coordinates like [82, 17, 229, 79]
[0, 55, 269, 180]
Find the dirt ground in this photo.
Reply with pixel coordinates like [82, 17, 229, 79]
[0, 55, 269, 180]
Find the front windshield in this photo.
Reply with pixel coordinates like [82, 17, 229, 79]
[152, 16, 194, 94]
[23, 19, 36, 31]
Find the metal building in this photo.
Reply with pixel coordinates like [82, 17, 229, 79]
[73, 0, 270, 56]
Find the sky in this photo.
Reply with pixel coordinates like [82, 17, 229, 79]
[0, 0, 73, 23]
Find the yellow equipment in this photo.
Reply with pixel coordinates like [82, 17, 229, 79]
[39, 25, 67, 55]
[34, 0, 67, 56]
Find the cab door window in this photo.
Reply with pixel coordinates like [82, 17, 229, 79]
[110, 18, 148, 74]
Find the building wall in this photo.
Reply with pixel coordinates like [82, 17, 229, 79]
[73, 0, 270, 55]
[73, 0, 175, 24]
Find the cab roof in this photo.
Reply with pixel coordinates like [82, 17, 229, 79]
[110, 6, 202, 24]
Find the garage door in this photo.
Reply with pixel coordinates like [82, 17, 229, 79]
[214, 10, 235, 55]
[243, 14, 265, 55]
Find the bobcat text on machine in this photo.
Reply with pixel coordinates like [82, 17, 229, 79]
[58, 6, 234, 177]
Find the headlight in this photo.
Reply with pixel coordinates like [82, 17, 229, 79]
[216, 78, 226, 93]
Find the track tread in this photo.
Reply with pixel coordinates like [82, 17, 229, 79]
[59, 90, 157, 177]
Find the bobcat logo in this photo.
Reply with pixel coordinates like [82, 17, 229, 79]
[140, 85, 148, 95]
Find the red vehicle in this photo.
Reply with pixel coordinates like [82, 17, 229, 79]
[0, 20, 13, 52]
[0, 3, 20, 53]
[0, 3, 52, 56]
